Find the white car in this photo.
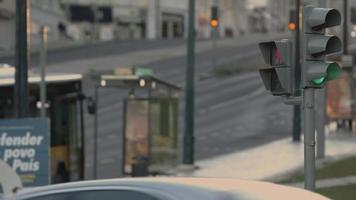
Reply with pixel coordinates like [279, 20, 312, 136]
[8, 178, 329, 200]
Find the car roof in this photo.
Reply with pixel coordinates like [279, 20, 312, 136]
[11, 177, 329, 200]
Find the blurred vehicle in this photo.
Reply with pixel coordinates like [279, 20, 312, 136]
[0, 66, 85, 184]
[7, 178, 329, 200]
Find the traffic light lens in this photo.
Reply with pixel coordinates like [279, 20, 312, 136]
[210, 20, 219, 28]
[326, 63, 342, 81]
[288, 23, 296, 31]
[312, 77, 326, 85]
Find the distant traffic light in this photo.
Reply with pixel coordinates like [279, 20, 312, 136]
[211, 6, 219, 28]
[258, 39, 293, 96]
[288, 22, 296, 31]
[289, 9, 297, 31]
[302, 6, 342, 88]
[210, 19, 219, 28]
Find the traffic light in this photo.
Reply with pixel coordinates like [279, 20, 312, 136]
[289, 9, 297, 31]
[259, 39, 293, 96]
[211, 6, 219, 28]
[288, 22, 297, 31]
[302, 6, 342, 88]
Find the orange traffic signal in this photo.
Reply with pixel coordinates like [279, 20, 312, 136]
[288, 22, 296, 31]
[210, 19, 219, 28]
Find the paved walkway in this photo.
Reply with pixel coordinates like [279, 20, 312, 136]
[177, 133, 356, 183]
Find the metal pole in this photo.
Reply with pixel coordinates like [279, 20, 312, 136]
[316, 0, 326, 159]
[212, 29, 218, 69]
[316, 88, 326, 159]
[91, 3, 98, 41]
[211, 0, 218, 69]
[344, 0, 356, 131]
[40, 26, 48, 118]
[155, 0, 161, 39]
[343, 0, 349, 55]
[93, 85, 99, 179]
[183, 0, 196, 165]
[79, 85, 85, 180]
[304, 88, 316, 191]
[14, 0, 30, 118]
[293, 0, 301, 142]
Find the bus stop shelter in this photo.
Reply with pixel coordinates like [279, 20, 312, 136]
[89, 68, 180, 177]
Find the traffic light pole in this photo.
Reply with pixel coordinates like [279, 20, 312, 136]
[293, 0, 302, 142]
[343, 0, 348, 55]
[303, 88, 316, 191]
[93, 85, 99, 179]
[183, 0, 196, 166]
[316, 0, 327, 160]
[211, 0, 218, 69]
[14, 0, 29, 118]
[40, 26, 48, 118]
[212, 28, 218, 69]
[343, 0, 355, 130]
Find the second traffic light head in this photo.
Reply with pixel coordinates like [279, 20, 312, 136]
[258, 40, 293, 96]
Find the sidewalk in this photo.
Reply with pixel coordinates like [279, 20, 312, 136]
[176, 132, 356, 182]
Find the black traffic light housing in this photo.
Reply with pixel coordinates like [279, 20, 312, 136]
[211, 6, 219, 28]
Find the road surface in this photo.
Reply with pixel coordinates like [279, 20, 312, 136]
[0, 34, 293, 179]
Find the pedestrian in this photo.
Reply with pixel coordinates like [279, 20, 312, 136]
[53, 161, 70, 183]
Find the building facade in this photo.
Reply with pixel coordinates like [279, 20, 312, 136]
[0, 0, 266, 48]
[30, 0, 67, 44]
[0, 0, 15, 51]
[60, 0, 250, 41]
[60, 0, 187, 41]
[0, 0, 66, 52]
[267, 0, 293, 33]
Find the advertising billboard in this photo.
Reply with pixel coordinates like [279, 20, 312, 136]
[0, 118, 50, 187]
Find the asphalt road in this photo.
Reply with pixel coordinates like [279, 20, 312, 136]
[79, 35, 356, 179]
[0, 35, 293, 179]
[76, 37, 292, 179]
[0, 39, 186, 66]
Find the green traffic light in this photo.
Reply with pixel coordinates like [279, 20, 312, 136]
[326, 63, 342, 81]
[312, 77, 326, 85]
[310, 63, 341, 86]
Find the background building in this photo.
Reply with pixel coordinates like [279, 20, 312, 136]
[219, 0, 248, 37]
[0, 0, 15, 51]
[30, 0, 67, 44]
[6, 0, 351, 48]
[59, 0, 187, 41]
[0, 0, 66, 51]
[267, 0, 293, 33]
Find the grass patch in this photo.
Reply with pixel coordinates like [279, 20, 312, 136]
[279, 156, 356, 183]
[316, 184, 356, 200]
